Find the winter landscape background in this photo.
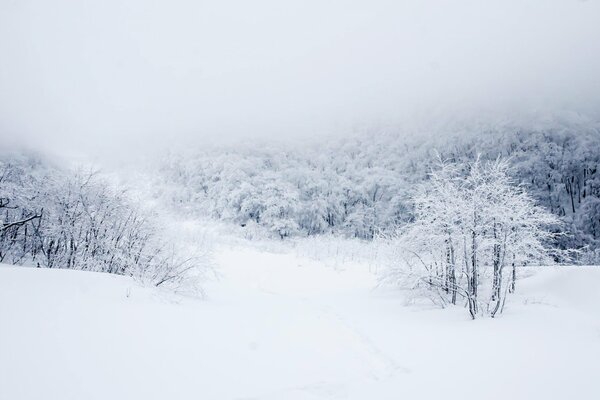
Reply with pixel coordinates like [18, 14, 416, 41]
[1, 1, 600, 399]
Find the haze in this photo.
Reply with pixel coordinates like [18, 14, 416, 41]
[1, 0, 599, 157]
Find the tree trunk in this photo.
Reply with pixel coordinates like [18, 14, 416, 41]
[445, 238, 457, 305]
[490, 233, 504, 318]
[491, 220, 501, 303]
[509, 256, 516, 294]
[470, 228, 478, 317]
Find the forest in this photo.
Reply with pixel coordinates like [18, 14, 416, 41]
[154, 121, 600, 262]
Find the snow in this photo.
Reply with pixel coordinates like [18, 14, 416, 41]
[1, 245, 599, 400]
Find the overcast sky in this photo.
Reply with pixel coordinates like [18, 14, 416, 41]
[1, 0, 599, 157]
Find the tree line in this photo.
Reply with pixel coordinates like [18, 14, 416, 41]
[154, 122, 600, 261]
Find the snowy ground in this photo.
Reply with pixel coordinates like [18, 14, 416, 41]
[1, 244, 599, 400]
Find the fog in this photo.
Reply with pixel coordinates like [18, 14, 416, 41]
[1, 0, 599, 158]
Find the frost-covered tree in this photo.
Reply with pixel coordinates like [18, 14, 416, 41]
[387, 157, 560, 318]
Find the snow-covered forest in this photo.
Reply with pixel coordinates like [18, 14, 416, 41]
[2, 0, 600, 399]
[155, 121, 600, 259]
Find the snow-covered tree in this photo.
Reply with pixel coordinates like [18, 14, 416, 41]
[386, 157, 560, 318]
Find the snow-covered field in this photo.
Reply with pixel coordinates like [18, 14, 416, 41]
[1, 244, 599, 400]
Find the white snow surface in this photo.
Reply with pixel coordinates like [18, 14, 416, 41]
[1, 245, 599, 400]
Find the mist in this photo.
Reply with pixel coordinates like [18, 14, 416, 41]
[1, 0, 599, 158]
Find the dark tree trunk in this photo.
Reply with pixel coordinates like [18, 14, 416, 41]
[509, 256, 516, 294]
[470, 228, 478, 317]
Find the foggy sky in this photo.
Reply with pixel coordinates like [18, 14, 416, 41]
[1, 0, 600, 157]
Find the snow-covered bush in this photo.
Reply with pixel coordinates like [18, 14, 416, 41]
[0, 153, 204, 291]
[382, 157, 560, 318]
